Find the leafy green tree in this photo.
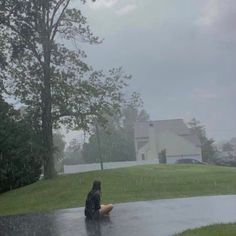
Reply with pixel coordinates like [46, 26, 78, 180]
[0, 96, 43, 193]
[188, 118, 215, 162]
[137, 109, 150, 122]
[66, 139, 81, 153]
[53, 132, 65, 172]
[64, 138, 84, 165]
[0, 0, 130, 178]
[122, 105, 140, 161]
[83, 127, 135, 163]
[82, 135, 98, 163]
[222, 142, 233, 152]
[158, 149, 166, 164]
[82, 103, 149, 163]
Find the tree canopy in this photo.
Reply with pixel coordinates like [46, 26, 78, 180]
[0, 96, 43, 193]
[64, 138, 84, 165]
[0, 0, 132, 178]
[188, 118, 216, 162]
[82, 104, 149, 163]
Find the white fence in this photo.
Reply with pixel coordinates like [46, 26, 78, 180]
[64, 160, 158, 174]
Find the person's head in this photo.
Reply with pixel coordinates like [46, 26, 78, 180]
[92, 180, 101, 192]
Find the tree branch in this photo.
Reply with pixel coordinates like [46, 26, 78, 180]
[50, 0, 70, 42]
[5, 21, 43, 66]
[49, 0, 65, 30]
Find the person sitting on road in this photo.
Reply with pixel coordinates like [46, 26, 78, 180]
[84, 180, 113, 220]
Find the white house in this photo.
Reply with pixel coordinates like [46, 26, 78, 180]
[134, 119, 202, 164]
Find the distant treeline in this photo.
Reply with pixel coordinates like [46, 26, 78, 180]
[64, 106, 149, 165]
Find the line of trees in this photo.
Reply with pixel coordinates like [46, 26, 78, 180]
[82, 105, 149, 163]
[64, 138, 84, 165]
[0, 96, 43, 193]
[63, 103, 149, 165]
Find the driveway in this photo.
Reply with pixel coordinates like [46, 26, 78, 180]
[0, 195, 236, 236]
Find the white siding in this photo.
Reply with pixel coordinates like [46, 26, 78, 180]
[135, 119, 202, 163]
[137, 143, 150, 161]
[157, 131, 202, 163]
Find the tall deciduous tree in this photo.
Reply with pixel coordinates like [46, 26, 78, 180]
[0, 0, 130, 178]
[222, 142, 233, 152]
[188, 118, 215, 162]
[53, 132, 65, 172]
[64, 138, 84, 165]
[83, 103, 149, 163]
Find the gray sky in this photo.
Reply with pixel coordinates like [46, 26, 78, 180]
[68, 0, 236, 142]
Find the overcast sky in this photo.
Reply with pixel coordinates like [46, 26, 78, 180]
[67, 0, 236, 143]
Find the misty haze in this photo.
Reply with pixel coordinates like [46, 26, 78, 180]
[0, 0, 236, 236]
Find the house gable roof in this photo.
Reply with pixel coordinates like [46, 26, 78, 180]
[135, 119, 201, 147]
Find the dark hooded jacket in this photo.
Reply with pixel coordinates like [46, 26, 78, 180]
[84, 190, 101, 219]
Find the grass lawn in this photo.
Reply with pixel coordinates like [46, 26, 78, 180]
[0, 164, 236, 216]
[175, 223, 236, 236]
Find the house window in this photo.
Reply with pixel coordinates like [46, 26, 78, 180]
[142, 153, 145, 160]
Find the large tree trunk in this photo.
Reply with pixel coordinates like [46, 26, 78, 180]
[41, 77, 55, 179]
[41, 28, 55, 179]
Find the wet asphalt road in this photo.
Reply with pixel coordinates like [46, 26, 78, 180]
[0, 195, 236, 236]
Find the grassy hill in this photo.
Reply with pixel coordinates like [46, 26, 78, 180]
[0, 164, 236, 216]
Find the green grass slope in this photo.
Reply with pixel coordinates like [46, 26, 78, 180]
[0, 164, 236, 216]
[175, 223, 236, 236]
